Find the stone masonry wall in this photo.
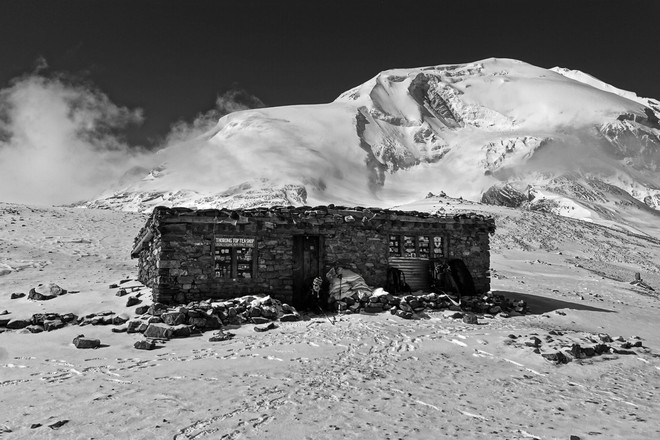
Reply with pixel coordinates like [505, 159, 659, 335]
[441, 222, 492, 293]
[136, 232, 160, 291]
[324, 226, 389, 287]
[134, 207, 494, 304]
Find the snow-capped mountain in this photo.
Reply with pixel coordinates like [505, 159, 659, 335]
[84, 58, 660, 236]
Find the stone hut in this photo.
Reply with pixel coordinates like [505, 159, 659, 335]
[131, 206, 495, 307]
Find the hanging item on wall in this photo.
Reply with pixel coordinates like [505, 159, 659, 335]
[403, 235, 416, 257]
[418, 236, 430, 259]
[235, 246, 253, 279]
[433, 236, 444, 257]
[389, 235, 401, 257]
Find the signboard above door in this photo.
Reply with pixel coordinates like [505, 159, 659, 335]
[215, 237, 256, 247]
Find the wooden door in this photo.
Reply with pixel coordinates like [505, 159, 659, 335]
[292, 235, 320, 309]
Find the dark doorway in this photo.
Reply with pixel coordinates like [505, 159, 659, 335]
[292, 235, 321, 309]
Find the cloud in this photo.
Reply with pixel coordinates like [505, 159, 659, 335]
[33, 56, 49, 73]
[0, 70, 270, 206]
[0, 72, 150, 205]
[164, 85, 265, 145]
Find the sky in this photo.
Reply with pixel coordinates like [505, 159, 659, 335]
[1, 0, 659, 147]
[0, 0, 659, 205]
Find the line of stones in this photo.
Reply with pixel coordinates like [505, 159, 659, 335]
[334, 291, 528, 319]
[0, 310, 130, 333]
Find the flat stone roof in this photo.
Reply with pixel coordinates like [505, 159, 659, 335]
[131, 205, 496, 257]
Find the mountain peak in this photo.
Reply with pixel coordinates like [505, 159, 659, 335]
[84, 59, 660, 236]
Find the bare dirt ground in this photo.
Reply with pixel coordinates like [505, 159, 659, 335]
[1, 201, 659, 439]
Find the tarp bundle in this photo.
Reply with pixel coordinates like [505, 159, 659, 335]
[326, 267, 372, 300]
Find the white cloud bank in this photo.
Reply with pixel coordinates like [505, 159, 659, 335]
[0, 67, 264, 206]
[0, 74, 148, 205]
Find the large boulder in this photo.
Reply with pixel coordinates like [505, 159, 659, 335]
[126, 320, 145, 333]
[188, 317, 208, 328]
[134, 339, 156, 350]
[280, 313, 301, 322]
[171, 324, 194, 338]
[363, 304, 383, 313]
[161, 312, 186, 326]
[27, 289, 55, 301]
[73, 335, 101, 349]
[260, 306, 279, 320]
[147, 303, 168, 316]
[126, 296, 141, 307]
[204, 315, 223, 329]
[112, 314, 129, 325]
[135, 305, 149, 315]
[6, 319, 30, 329]
[143, 323, 173, 340]
[43, 319, 65, 332]
[28, 283, 67, 301]
[61, 313, 78, 323]
[209, 330, 235, 342]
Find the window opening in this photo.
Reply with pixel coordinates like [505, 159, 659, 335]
[213, 237, 255, 279]
[388, 234, 445, 259]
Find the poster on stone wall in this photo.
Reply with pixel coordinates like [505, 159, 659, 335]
[388, 235, 401, 256]
[235, 247, 253, 278]
[418, 236, 430, 258]
[403, 235, 416, 257]
[214, 247, 232, 279]
[433, 236, 443, 257]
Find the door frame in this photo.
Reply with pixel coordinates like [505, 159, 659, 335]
[292, 234, 323, 309]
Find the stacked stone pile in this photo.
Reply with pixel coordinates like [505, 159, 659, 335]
[125, 295, 301, 348]
[333, 290, 528, 319]
[506, 331, 647, 364]
[9, 283, 75, 301]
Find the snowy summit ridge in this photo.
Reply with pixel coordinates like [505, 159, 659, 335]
[85, 58, 660, 235]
